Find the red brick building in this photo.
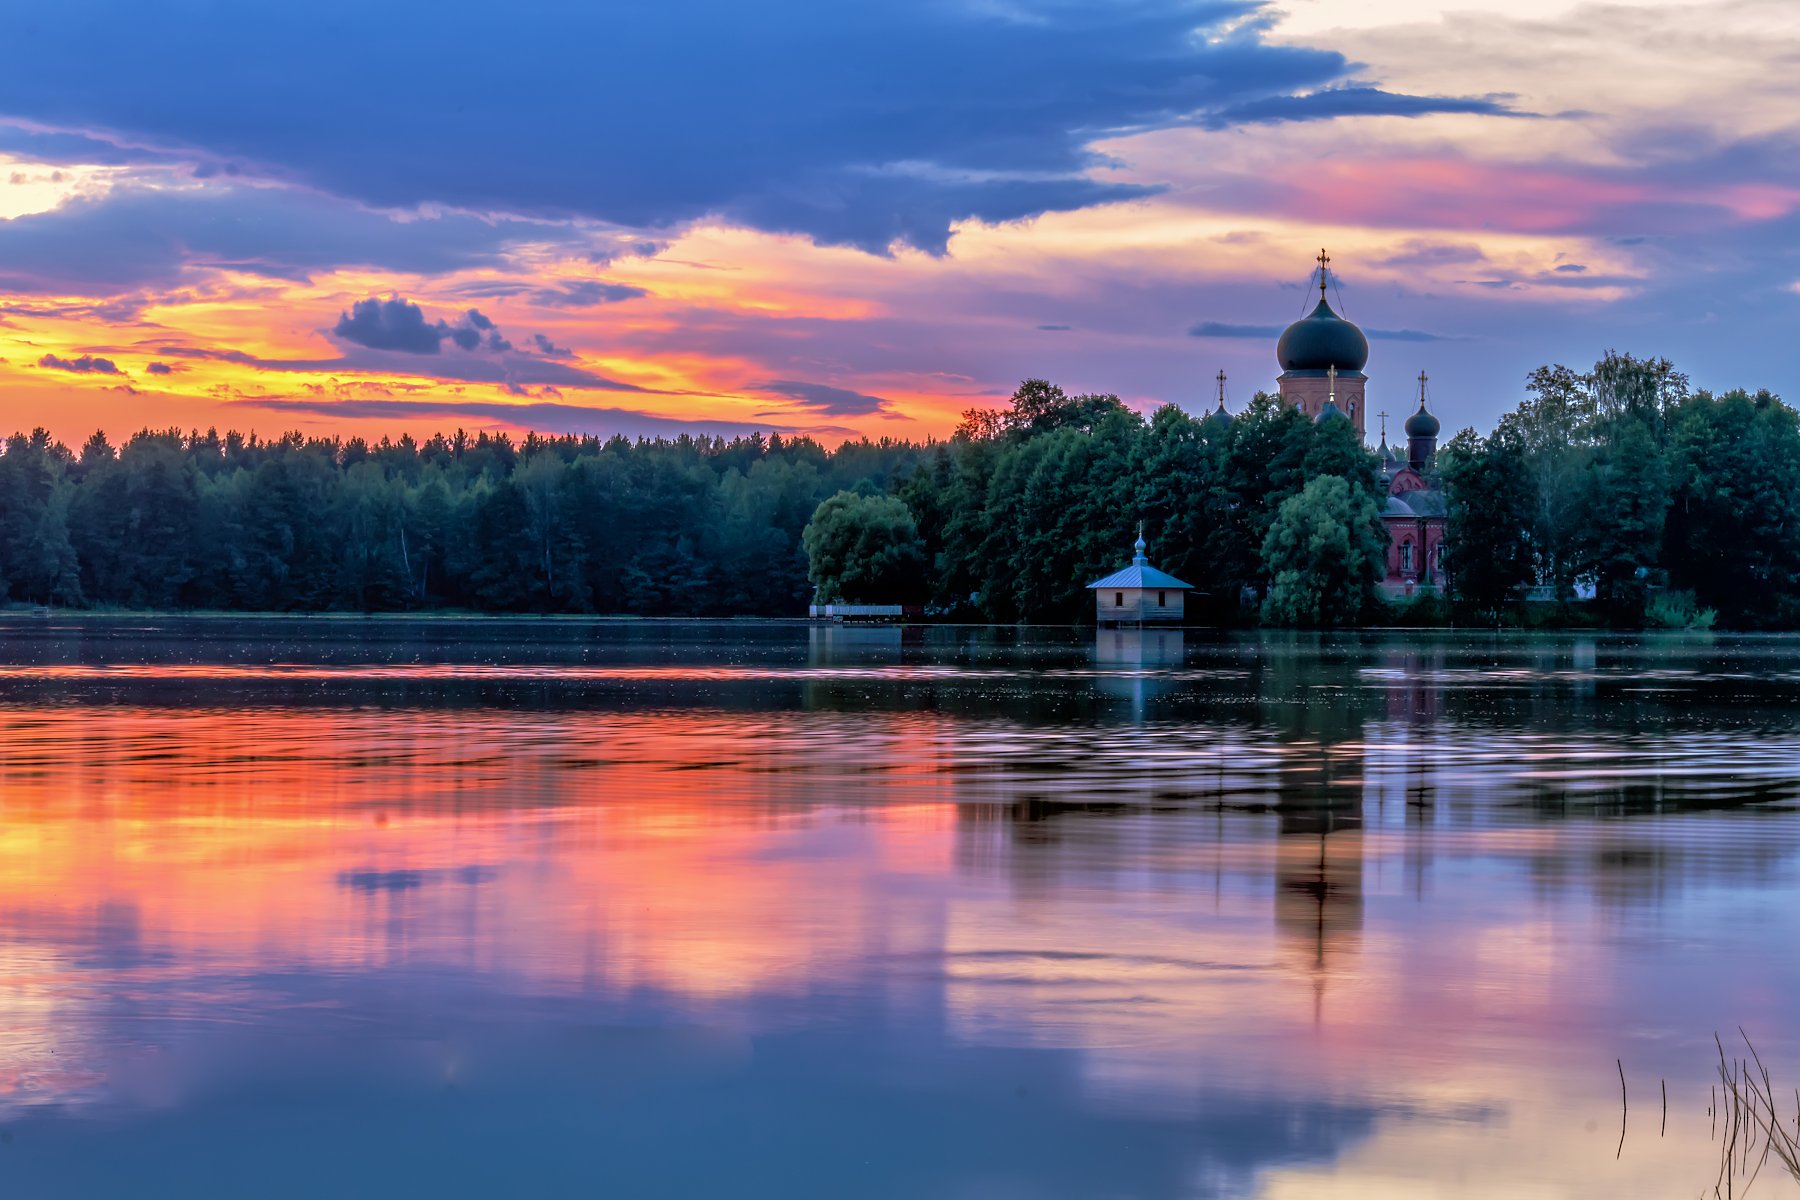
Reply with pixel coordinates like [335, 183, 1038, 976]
[1374, 391, 1446, 598]
[1270, 253, 1447, 597]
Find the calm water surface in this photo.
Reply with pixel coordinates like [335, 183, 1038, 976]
[1, 618, 1796, 1198]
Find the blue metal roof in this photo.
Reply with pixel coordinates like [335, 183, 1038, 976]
[1086, 563, 1194, 590]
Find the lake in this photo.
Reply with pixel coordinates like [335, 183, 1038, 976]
[0, 618, 1796, 1198]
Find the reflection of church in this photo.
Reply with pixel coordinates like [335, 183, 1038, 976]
[1227, 252, 1448, 597]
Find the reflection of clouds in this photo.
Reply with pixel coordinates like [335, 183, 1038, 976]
[0, 944, 105, 1117]
[3, 625, 1800, 1195]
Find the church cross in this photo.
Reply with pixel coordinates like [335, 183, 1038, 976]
[1216, 369, 1227, 405]
[1316, 248, 1331, 298]
[1377, 410, 1389, 440]
[1418, 370, 1429, 404]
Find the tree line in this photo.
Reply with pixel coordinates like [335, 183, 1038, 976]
[0, 426, 921, 615]
[0, 351, 1793, 626]
[1438, 354, 1800, 628]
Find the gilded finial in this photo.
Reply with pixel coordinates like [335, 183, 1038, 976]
[1316, 248, 1330, 299]
[1216, 369, 1227, 405]
[1378, 410, 1389, 440]
[1327, 363, 1337, 404]
[1418, 370, 1429, 405]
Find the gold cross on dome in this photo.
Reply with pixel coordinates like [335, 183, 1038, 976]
[1418, 370, 1429, 402]
[1316, 248, 1331, 297]
[1216, 369, 1227, 403]
[1378, 410, 1390, 439]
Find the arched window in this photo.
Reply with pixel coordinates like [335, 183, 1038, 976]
[1401, 541, 1415, 573]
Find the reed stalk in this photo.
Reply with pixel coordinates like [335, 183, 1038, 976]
[1711, 1030, 1800, 1196]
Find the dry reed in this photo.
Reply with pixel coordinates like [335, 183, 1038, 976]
[1711, 1030, 1800, 1197]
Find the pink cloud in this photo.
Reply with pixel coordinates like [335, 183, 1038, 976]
[1229, 157, 1800, 236]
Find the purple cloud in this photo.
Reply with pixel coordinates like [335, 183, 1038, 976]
[38, 353, 123, 375]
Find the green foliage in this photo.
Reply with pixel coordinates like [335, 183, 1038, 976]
[9, 353, 1795, 630]
[958, 378, 1132, 442]
[1260, 475, 1387, 628]
[1382, 589, 1453, 627]
[1644, 589, 1716, 631]
[0, 425, 919, 614]
[0, 429, 82, 605]
[801, 491, 926, 604]
[1303, 411, 1378, 489]
[1443, 352, 1800, 629]
[1578, 410, 1668, 622]
[1661, 389, 1800, 627]
[1438, 427, 1534, 620]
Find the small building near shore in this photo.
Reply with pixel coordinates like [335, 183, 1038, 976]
[1087, 532, 1192, 625]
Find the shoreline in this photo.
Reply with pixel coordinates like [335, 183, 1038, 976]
[0, 608, 1752, 636]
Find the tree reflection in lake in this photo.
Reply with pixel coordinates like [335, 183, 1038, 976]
[0, 618, 1796, 1197]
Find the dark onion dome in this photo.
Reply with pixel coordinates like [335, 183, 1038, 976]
[1276, 296, 1369, 374]
[1404, 399, 1440, 438]
[1315, 399, 1349, 423]
[1206, 398, 1233, 426]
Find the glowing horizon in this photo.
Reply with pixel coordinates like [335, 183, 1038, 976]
[1, 0, 1796, 449]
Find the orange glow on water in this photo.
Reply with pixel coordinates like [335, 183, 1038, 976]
[0, 660, 1794, 1198]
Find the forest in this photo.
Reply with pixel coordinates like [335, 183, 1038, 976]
[0, 351, 1795, 627]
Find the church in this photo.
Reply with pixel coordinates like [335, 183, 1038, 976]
[1246, 252, 1447, 598]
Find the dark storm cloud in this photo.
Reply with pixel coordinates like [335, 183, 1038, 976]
[334, 297, 447, 353]
[0, 183, 585, 296]
[447, 309, 512, 352]
[145, 361, 175, 375]
[1203, 86, 1530, 128]
[756, 380, 891, 416]
[0, 1, 1516, 254]
[37, 353, 122, 374]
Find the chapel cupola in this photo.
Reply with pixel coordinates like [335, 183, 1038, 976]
[1405, 371, 1440, 470]
[1207, 369, 1233, 427]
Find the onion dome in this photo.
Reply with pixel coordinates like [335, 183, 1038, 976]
[1315, 399, 1349, 423]
[1207, 369, 1234, 427]
[1404, 398, 1440, 438]
[1277, 295, 1369, 375]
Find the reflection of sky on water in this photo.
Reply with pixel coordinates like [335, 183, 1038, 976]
[1, 620, 1798, 1196]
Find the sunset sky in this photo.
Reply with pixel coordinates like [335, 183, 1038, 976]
[1, 0, 1795, 446]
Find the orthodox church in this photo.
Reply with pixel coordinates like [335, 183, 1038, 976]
[1226, 251, 1448, 597]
